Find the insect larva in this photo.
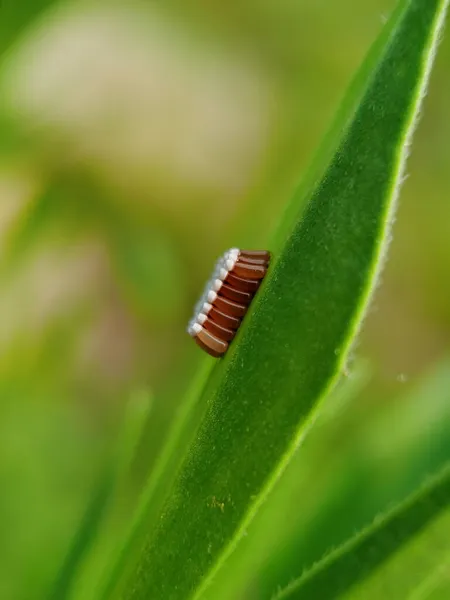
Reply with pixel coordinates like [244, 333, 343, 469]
[187, 249, 270, 357]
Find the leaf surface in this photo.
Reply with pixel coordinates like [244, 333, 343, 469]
[114, 0, 449, 598]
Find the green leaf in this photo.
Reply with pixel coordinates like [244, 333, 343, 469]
[114, 0, 449, 598]
[203, 360, 373, 600]
[274, 462, 450, 600]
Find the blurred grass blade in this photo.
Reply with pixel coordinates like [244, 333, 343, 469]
[99, 362, 213, 600]
[0, 1, 56, 56]
[274, 462, 450, 600]
[49, 468, 114, 600]
[234, 358, 450, 600]
[48, 392, 151, 600]
[0, 0, 54, 157]
[113, 391, 153, 488]
[117, 0, 448, 598]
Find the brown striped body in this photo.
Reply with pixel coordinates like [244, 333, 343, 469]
[187, 249, 270, 357]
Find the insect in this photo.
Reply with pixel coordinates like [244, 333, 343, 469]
[187, 249, 271, 357]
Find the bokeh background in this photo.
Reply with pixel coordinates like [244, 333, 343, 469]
[0, 1, 449, 599]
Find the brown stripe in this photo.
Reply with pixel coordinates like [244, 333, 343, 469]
[195, 328, 228, 357]
[209, 306, 241, 330]
[239, 255, 269, 266]
[204, 317, 236, 342]
[225, 272, 261, 292]
[232, 260, 267, 280]
[219, 283, 253, 305]
[213, 295, 248, 318]
[240, 250, 271, 261]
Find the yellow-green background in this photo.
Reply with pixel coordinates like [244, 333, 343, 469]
[0, 1, 449, 598]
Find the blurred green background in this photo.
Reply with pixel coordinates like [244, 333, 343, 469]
[0, 1, 449, 599]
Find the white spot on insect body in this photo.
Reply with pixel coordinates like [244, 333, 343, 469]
[188, 248, 241, 338]
[206, 290, 217, 303]
[201, 302, 212, 315]
[187, 321, 202, 337]
[212, 279, 223, 292]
